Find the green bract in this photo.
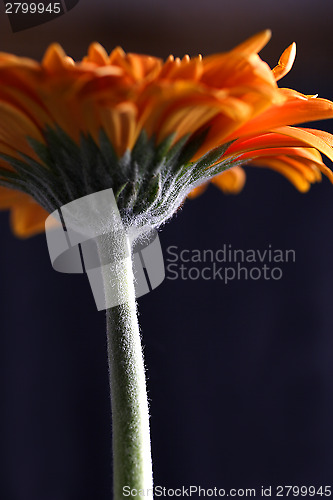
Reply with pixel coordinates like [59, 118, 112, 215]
[0, 126, 237, 230]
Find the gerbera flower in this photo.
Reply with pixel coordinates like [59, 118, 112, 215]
[2, 32, 333, 500]
[0, 30, 333, 238]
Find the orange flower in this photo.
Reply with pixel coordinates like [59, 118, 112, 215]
[0, 31, 333, 237]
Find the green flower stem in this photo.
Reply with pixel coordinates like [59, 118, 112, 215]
[98, 236, 153, 499]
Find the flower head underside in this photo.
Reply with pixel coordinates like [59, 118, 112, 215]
[0, 30, 333, 236]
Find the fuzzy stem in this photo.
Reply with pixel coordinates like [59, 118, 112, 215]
[98, 236, 153, 499]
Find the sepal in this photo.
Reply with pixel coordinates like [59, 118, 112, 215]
[0, 126, 238, 229]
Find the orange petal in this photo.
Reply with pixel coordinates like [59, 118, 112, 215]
[85, 42, 109, 66]
[187, 183, 209, 198]
[272, 43, 296, 81]
[109, 46, 127, 65]
[211, 166, 246, 194]
[99, 102, 138, 155]
[249, 156, 315, 192]
[230, 128, 333, 182]
[228, 90, 333, 140]
[231, 30, 272, 55]
[226, 127, 333, 165]
[236, 146, 325, 166]
[0, 101, 44, 158]
[126, 53, 162, 81]
[109, 48, 162, 81]
[162, 55, 203, 81]
[270, 126, 333, 166]
[202, 52, 277, 91]
[298, 127, 333, 147]
[42, 43, 75, 72]
[0, 186, 27, 208]
[10, 200, 49, 238]
[157, 104, 220, 143]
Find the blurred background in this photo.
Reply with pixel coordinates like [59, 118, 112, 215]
[1, 0, 333, 498]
